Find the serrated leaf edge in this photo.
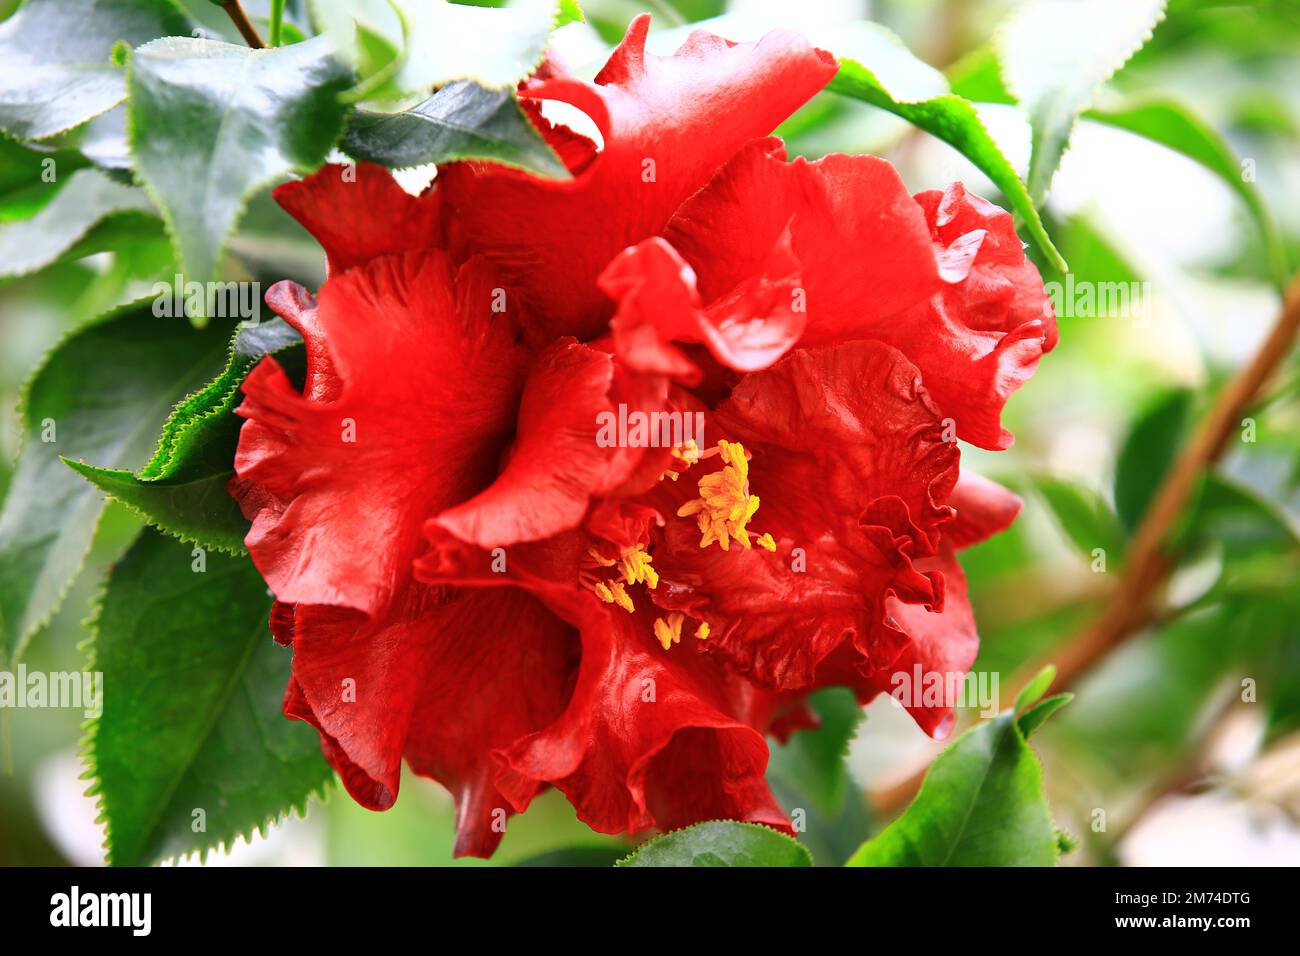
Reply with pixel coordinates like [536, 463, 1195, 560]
[614, 819, 811, 867]
[125, 36, 353, 301]
[77, 546, 335, 866]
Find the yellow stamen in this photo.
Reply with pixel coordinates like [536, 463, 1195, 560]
[653, 613, 683, 650]
[676, 440, 770, 551]
[593, 579, 635, 613]
[617, 547, 659, 589]
[653, 613, 710, 650]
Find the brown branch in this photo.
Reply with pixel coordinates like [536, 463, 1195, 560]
[222, 0, 265, 49]
[871, 277, 1300, 818]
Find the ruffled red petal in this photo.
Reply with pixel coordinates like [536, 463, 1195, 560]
[601, 234, 805, 382]
[436, 15, 837, 342]
[496, 602, 790, 836]
[663, 137, 942, 341]
[280, 586, 578, 857]
[883, 545, 979, 738]
[946, 471, 1023, 550]
[874, 183, 1057, 450]
[274, 163, 442, 277]
[431, 339, 668, 549]
[231, 251, 528, 616]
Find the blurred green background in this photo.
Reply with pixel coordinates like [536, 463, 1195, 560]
[2, 0, 1298, 866]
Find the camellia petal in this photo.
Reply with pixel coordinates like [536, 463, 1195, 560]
[663, 137, 943, 341]
[275, 162, 442, 277]
[231, 251, 528, 616]
[432, 338, 669, 549]
[279, 586, 578, 857]
[436, 15, 838, 342]
[601, 234, 806, 382]
[496, 602, 791, 836]
[874, 183, 1057, 450]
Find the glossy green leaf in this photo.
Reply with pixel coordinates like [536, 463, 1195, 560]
[1018, 693, 1073, 739]
[85, 528, 332, 866]
[825, 23, 1064, 271]
[0, 169, 157, 279]
[1030, 475, 1126, 561]
[998, 0, 1167, 204]
[0, 0, 192, 140]
[766, 687, 861, 817]
[333, 0, 582, 101]
[1184, 470, 1300, 560]
[0, 301, 239, 663]
[1014, 663, 1056, 714]
[66, 318, 304, 553]
[1113, 387, 1193, 533]
[1088, 97, 1289, 290]
[127, 35, 352, 296]
[342, 80, 568, 177]
[0, 136, 90, 220]
[617, 821, 812, 867]
[846, 691, 1067, 867]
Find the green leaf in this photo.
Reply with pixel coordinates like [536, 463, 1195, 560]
[85, 528, 332, 865]
[127, 35, 353, 297]
[1185, 470, 1300, 560]
[1087, 97, 1289, 290]
[1030, 475, 1126, 561]
[0, 168, 158, 279]
[0, 136, 90, 220]
[617, 821, 812, 867]
[846, 702, 1067, 866]
[342, 80, 569, 177]
[766, 687, 861, 817]
[0, 300, 237, 663]
[1113, 387, 1194, 534]
[998, 0, 1167, 204]
[0, 0, 193, 140]
[1018, 693, 1073, 739]
[821, 23, 1065, 272]
[337, 0, 582, 102]
[1014, 663, 1056, 713]
[66, 318, 304, 553]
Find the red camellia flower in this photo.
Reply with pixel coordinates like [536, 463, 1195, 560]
[230, 15, 1056, 857]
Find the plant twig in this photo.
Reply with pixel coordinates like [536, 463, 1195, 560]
[871, 277, 1300, 818]
[222, 0, 265, 49]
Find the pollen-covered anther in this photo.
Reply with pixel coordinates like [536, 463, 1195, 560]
[653, 612, 711, 650]
[675, 439, 775, 551]
[617, 546, 659, 589]
[583, 545, 658, 613]
[593, 579, 635, 613]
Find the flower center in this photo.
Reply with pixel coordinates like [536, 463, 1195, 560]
[675, 440, 776, 553]
[582, 545, 657, 613]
